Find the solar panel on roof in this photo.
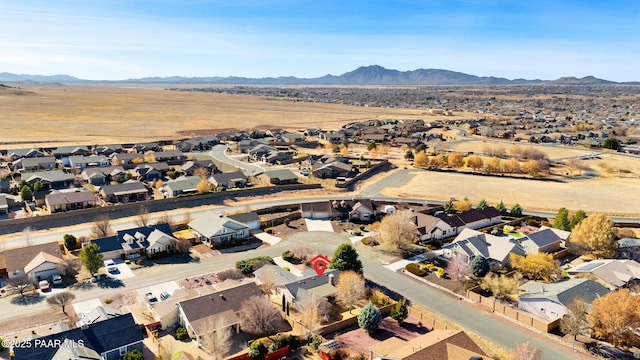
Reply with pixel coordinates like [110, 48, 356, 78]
[578, 261, 603, 271]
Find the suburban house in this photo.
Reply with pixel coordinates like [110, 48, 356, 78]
[131, 142, 160, 153]
[21, 170, 75, 190]
[52, 145, 90, 160]
[368, 330, 487, 360]
[518, 278, 610, 321]
[110, 153, 144, 166]
[260, 169, 298, 185]
[81, 166, 127, 186]
[161, 176, 202, 198]
[442, 228, 526, 268]
[68, 155, 110, 169]
[312, 160, 353, 179]
[94, 144, 124, 156]
[45, 189, 96, 212]
[618, 237, 640, 261]
[11, 313, 144, 360]
[517, 228, 564, 255]
[188, 212, 250, 246]
[176, 135, 219, 152]
[411, 212, 455, 243]
[6, 148, 46, 161]
[90, 223, 177, 260]
[12, 156, 57, 171]
[76, 305, 123, 328]
[208, 171, 248, 189]
[228, 211, 261, 230]
[0, 194, 11, 215]
[277, 132, 306, 143]
[177, 282, 262, 347]
[254, 265, 339, 305]
[300, 199, 377, 222]
[566, 259, 640, 290]
[133, 162, 168, 181]
[181, 159, 217, 176]
[435, 207, 503, 237]
[0, 179, 10, 193]
[149, 150, 187, 165]
[0, 241, 63, 282]
[99, 181, 148, 203]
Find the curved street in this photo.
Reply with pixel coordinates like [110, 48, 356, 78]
[209, 144, 265, 176]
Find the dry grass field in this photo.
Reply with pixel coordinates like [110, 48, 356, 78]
[0, 83, 430, 147]
[381, 170, 640, 215]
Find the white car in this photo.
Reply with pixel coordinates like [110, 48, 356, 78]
[104, 259, 118, 274]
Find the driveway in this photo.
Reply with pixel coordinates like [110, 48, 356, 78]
[304, 218, 334, 232]
[254, 231, 282, 245]
[106, 259, 135, 280]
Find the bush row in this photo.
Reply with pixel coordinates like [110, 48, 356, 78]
[236, 256, 275, 275]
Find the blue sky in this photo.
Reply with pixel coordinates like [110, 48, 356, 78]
[1, 1, 638, 81]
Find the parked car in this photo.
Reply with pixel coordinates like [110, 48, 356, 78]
[51, 275, 63, 286]
[300, 169, 309, 176]
[104, 259, 118, 274]
[145, 292, 158, 304]
[160, 291, 171, 300]
[39, 280, 51, 292]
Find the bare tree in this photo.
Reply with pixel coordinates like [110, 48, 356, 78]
[201, 316, 232, 360]
[559, 297, 590, 350]
[335, 271, 367, 313]
[295, 296, 331, 339]
[57, 258, 81, 277]
[175, 238, 192, 254]
[217, 268, 244, 281]
[193, 167, 211, 179]
[157, 212, 174, 227]
[291, 244, 314, 261]
[182, 210, 194, 225]
[480, 273, 520, 311]
[46, 291, 76, 315]
[377, 211, 418, 252]
[238, 295, 283, 337]
[91, 215, 113, 238]
[7, 274, 34, 297]
[134, 207, 149, 227]
[259, 267, 277, 295]
[23, 226, 34, 246]
[509, 341, 542, 360]
[446, 253, 470, 281]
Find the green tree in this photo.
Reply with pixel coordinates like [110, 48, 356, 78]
[20, 185, 33, 202]
[358, 302, 382, 334]
[32, 180, 43, 192]
[390, 298, 408, 325]
[602, 137, 619, 150]
[443, 200, 455, 214]
[63, 234, 77, 249]
[78, 243, 103, 277]
[122, 349, 144, 360]
[330, 243, 363, 274]
[477, 199, 488, 210]
[404, 149, 414, 160]
[570, 209, 586, 229]
[470, 256, 490, 277]
[553, 207, 571, 231]
[249, 340, 268, 360]
[496, 200, 507, 215]
[510, 203, 523, 217]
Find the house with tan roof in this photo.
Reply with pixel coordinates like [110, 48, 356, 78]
[411, 212, 455, 243]
[0, 241, 63, 282]
[368, 329, 487, 360]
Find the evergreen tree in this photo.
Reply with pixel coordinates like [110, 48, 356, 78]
[20, 185, 33, 202]
[443, 200, 455, 214]
[477, 199, 488, 210]
[496, 200, 507, 215]
[358, 302, 382, 334]
[330, 243, 363, 274]
[510, 203, 523, 217]
[390, 298, 408, 325]
[79, 243, 103, 277]
[470, 256, 490, 277]
[33, 180, 43, 192]
[570, 210, 586, 229]
[553, 207, 571, 231]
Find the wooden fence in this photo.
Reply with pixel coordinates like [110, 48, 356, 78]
[316, 303, 396, 335]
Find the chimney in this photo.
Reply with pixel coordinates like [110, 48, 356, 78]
[328, 273, 335, 286]
[218, 213, 224, 218]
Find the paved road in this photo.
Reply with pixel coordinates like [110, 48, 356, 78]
[209, 144, 264, 176]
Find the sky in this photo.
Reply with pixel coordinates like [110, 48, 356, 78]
[1, 0, 639, 81]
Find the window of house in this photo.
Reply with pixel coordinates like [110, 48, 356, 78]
[119, 347, 127, 356]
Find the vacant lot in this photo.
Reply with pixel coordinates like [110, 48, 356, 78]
[0, 83, 428, 147]
[381, 170, 640, 215]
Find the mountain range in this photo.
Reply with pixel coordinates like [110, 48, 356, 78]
[0, 65, 635, 85]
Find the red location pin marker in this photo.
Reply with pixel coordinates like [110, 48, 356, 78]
[309, 254, 331, 276]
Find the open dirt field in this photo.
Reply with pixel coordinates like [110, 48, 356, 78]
[381, 170, 640, 215]
[0, 83, 429, 147]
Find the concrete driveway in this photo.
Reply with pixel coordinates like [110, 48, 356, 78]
[304, 218, 334, 232]
[106, 259, 135, 280]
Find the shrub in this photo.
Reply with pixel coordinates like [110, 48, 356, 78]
[390, 298, 409, 324]
[358, 302, 382, 334]
[217, 268, 244, 281]
[63, 234, 77, 250]
[353, 230, 362, 236]
[249, 340, 268, 359]
[270, 334, 299, 352]
[283, 266, 290, 271]
[175, 326, 188, 340]
[310, 335, 321, 350]
[264, 228, 273, 234]
[282, 250, 294, 262]
[236, 256, 275, 275]
[369, 288, 390, 306]
[104, 298, 113, 304]
[353, 354, 366, 360]
[405, 263, 426, 276]
[436, 268, 446, 278]
[361, 237, 377, 246]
